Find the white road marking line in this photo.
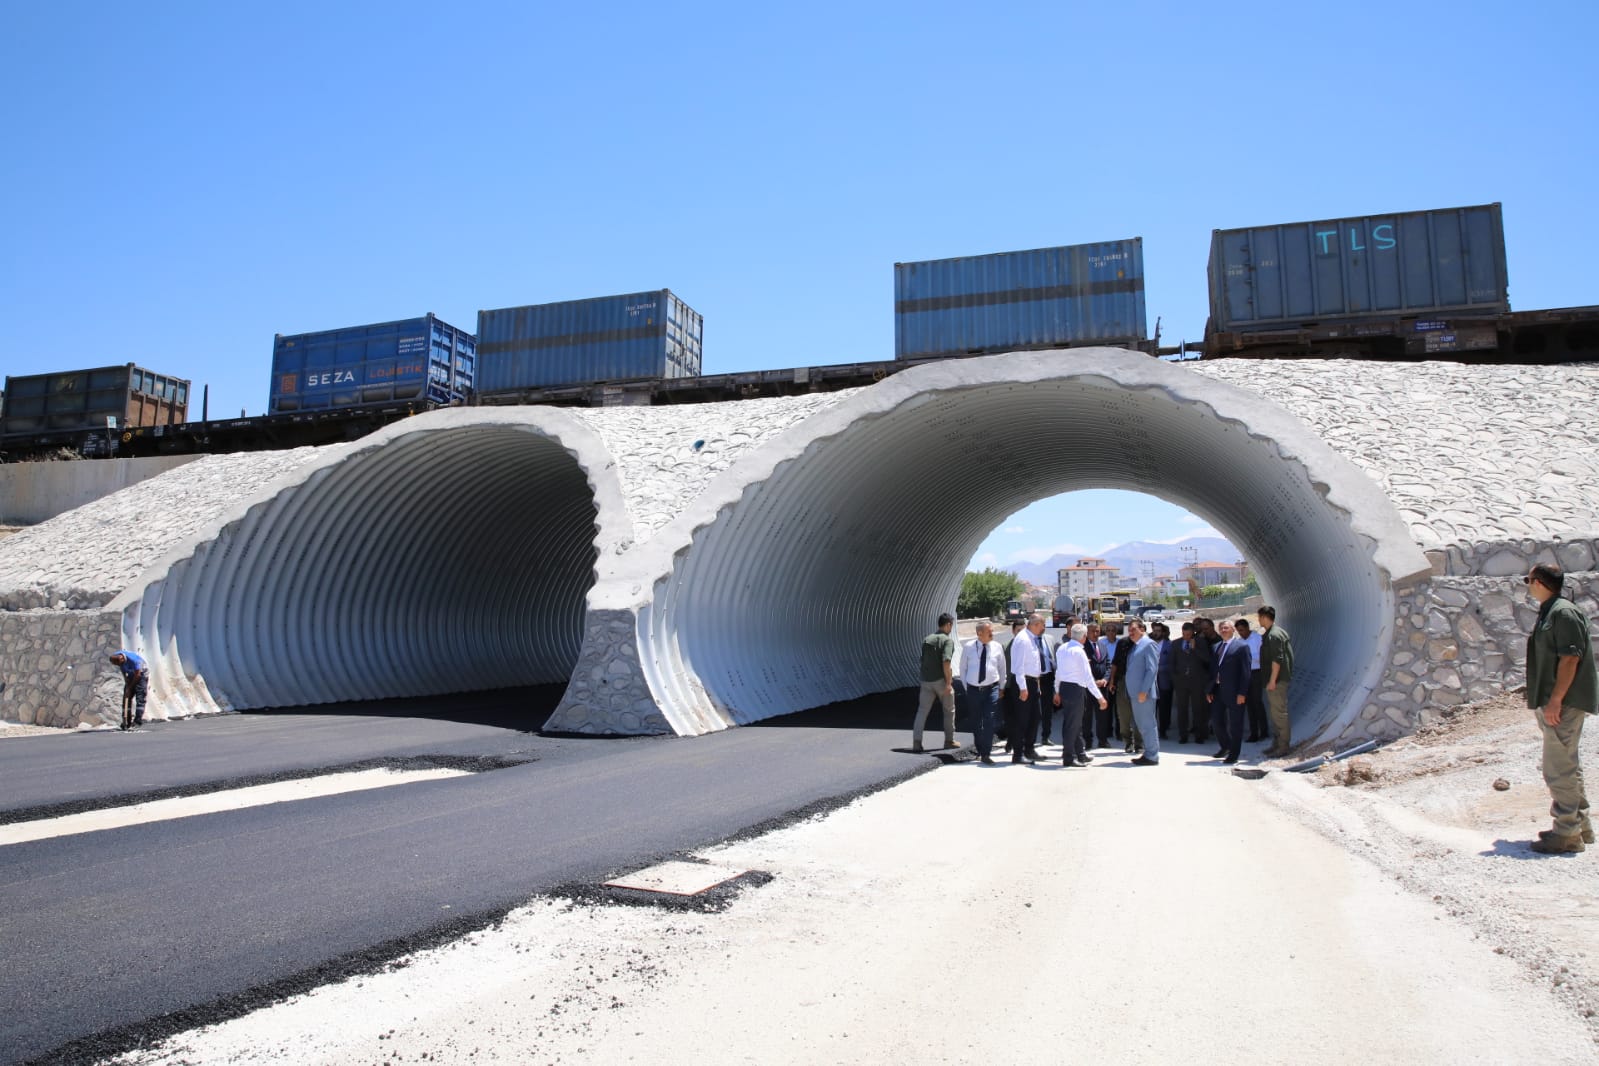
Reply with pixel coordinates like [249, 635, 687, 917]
[0, 767, 471, 847]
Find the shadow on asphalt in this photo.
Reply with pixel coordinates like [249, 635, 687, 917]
[238, 684, 568, 733]
[749, 688, 916, 731]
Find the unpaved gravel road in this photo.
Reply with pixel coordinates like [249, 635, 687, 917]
[112, 742, 1598, 1066]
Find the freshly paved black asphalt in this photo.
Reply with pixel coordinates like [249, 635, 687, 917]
[0, 689, 929, 1065]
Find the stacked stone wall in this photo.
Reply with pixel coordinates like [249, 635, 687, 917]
[0, 609, 124, 727]
[555, 609, 672, 735]
[1355, 559, 1598, 744]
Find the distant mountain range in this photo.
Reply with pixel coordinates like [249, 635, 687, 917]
[1007, 536, 1239, 588]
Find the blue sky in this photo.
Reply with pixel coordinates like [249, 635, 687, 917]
[973, 491, 1226, 573]
[4, 1, 1591, 552]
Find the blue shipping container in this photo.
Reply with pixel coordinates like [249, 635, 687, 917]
[475, 290, 702, 392]
[1208, 203, 1509, 333]
[894, 240, 1147, 360]
[268, 314, 476, 414]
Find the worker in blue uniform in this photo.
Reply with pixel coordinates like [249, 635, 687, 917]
[109, 649, 149, 730]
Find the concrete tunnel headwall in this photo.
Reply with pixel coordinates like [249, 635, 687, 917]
[559, 349, 1433, 745]
[109, 408, 632, 719]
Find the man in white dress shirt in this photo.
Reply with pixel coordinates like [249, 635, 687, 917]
[1054, 623, 1106, 767]
[959, 622, 1006, 765]
[1009, 614, 1052, 764]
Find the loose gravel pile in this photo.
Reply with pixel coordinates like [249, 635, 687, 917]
[0, 719, 69, 738]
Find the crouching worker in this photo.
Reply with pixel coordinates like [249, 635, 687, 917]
[109, 649, 149, 730]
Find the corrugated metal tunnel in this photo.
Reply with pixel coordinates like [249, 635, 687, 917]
[128, 421, 606, 714]
[637, 366, 1416, 746]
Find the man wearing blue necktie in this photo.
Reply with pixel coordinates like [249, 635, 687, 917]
[1208, 619, 1254, 764]
[1035, 618, 1059, 748]
[959, 622, 1005, 764]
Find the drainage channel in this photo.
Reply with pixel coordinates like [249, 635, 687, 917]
[0, 753, 533, 834]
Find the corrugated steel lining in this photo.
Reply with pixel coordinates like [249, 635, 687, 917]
[633, 350, 1422, 744]
[1208, 203, 1509, 333]
[115, 412, 626, 722]
[268, 314, 476, 413]
[894, 240, 1147, 359]
[475, 289, 703, 391]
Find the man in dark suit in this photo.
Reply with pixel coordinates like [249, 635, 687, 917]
[1111, 626, 1139, 753]
[1036, 623, 1061, 748]
[1169, 621, 1212, 744]
[1082, 622, 1110, 750]
[1207, 619, 1253, 764]
[1000, 620, 1025, 753]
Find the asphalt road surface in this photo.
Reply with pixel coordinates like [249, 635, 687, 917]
[0, 689, 930, 1065]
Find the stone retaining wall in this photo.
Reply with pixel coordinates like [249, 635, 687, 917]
[0, 609, 124, 727]
[1355, 569, 1597, 743]
[0, 455, 203, 525]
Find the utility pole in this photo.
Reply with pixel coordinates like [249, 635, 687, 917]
[1177, 546, 1199, 607]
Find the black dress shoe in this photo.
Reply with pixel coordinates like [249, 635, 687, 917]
[1223, 754, 1239, 764]
[1213, 749, 1228, 759]
[980, 755, 996, 765]
[1131, 755, 1159, 766]
[1075, 755, 1091, 766]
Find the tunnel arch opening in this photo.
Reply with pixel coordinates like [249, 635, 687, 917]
[966, 489, 1240, 613]
[634, 351, 1425, 745]
[114, 412, 627, 723]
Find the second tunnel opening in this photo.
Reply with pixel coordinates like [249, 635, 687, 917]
[146, 423, 604, 724]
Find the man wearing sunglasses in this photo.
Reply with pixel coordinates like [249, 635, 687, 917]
[1523, 564, 1596, 854]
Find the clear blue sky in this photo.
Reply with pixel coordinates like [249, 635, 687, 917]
[3, 2, 1591, 548]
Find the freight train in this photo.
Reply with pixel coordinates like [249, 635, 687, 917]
[4, 201, 1596, 460]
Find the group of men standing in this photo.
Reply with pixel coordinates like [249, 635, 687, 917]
[912, 607, 1294, 767]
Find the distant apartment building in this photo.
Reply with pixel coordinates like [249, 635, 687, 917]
[1058, 557, 1121, 599]
[1179, 560, 1247, 587]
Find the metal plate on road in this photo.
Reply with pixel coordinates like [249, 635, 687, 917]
[604, 861, 748, 896]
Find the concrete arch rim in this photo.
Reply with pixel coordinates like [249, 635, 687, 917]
[593, 348, 1430, 741]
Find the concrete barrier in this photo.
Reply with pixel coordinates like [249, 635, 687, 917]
[0, 456, 201, 525]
